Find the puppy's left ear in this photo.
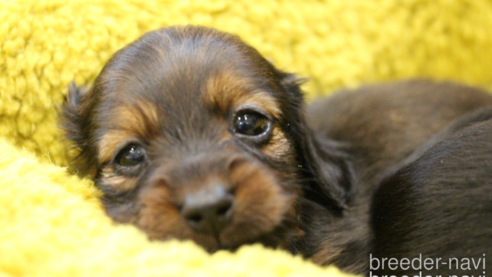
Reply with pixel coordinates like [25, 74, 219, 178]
[279, 72, 356, 210]
[60, 81, 98, 177]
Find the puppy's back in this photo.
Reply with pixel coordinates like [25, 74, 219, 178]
[307, 79, 492, 184]
[371, 108, 492, 276]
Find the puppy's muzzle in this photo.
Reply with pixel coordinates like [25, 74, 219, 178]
[147, 153, 253, 239]
[181, 184, 234, 235]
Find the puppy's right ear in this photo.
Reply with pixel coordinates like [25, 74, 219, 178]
[276, 71, 356, 211]
[297, 124, 356, 211]
[60, 81, 97, 177]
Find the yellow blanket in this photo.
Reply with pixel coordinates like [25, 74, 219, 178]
[1, 0, 492, 276]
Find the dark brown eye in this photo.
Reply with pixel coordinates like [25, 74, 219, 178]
[115, 144, 146, 167]
[233, 111, 270, 136]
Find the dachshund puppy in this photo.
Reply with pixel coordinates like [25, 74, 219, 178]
[62, 25, 492, 274]
[62, 25, 351, 252]
[372, 108, 492, 276]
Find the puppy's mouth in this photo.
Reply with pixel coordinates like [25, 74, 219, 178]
[199, 213, 303, 254]
[208, 223, 228, 251]
[212, 228, 223, 250]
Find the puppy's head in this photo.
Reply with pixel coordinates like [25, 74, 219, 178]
[62, 26, 354, 252]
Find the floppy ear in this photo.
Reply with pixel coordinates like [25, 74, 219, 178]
[279, 73, 356, 210]
[60, 81, 98, 177]
[300, 128, 356, 210]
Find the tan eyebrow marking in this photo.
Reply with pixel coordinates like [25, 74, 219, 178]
[240, 93, 281, 118]
[98, 100, 160, 163]
[112, 100, 159, 136]
[203, 71, 282, 118]
[203, 71, 249, 111]
[98, 130, 131, 163]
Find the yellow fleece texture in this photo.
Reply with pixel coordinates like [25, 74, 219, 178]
[0, 138, 353, 277]
[1, 0, 492, 276]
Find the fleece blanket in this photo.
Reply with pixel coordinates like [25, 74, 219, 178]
[1, 0, 492, 276]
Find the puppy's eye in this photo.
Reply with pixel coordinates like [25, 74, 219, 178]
[233, 111, 270, 136]
[115, 144, 146, 167]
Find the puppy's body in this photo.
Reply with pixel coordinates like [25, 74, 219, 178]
[372, 108, 492, 275]
[61, 26, 492, 275]
[300, 80, 492, 272]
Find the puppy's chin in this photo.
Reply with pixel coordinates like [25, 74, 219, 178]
[113, 160, 300, 252]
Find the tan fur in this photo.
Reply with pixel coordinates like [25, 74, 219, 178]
[111, 101, 159, 138]
[100, 167, 138, 191]
[261, 128, 292, 161]
[134, 157, 296, 251]
[311, 246, 344, 267]
[202, 71, 250, 111]
[137, 185, 190, 240]
[203, 71, 281, 118]
[98, 101, 159, 163]
[228, 161, 294, 233]
[240, 93, 282, 118]
[98, 130, 132, 163]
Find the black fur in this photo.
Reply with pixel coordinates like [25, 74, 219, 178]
[299, 80, 492, 273]
[371, 108, 492, 276]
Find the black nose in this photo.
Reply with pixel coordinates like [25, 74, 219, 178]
[181, 185, 234, 234]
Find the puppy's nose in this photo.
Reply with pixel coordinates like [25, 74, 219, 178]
[181, 185, 234, 234]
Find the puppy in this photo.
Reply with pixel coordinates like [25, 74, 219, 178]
[61, 25, 351, 252]
[372, 108, 492, 276]
[301, 80, 492, 273]
[61, 25, 492, 274]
